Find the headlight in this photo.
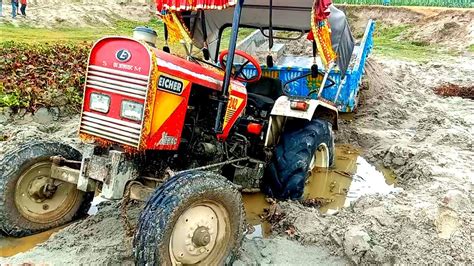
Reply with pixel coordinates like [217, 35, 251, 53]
[121, 100, 143, 121]
[90, 93, 110, 113]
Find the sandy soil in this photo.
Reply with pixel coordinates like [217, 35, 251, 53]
[0, 0, 153, 28]
[1, 3, 474, 266]
[340, 5, 474, 50]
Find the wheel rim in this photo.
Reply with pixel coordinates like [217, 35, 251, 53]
[169, 200, 231, 265]
[309, 143, 330, 171]
[14, 161, 81, 224]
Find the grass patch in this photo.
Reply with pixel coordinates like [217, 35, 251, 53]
[372, 23, 443, 61]
[468, 44, 474, 52]
[0, 18, 164, 44]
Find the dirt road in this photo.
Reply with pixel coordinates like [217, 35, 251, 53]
[1, 3, 473, 265]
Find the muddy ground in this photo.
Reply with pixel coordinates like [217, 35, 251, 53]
[2, 54, 472, 265]
[1, 4, 474, 266]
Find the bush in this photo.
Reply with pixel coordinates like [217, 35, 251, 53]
[0, 41, 91, 112]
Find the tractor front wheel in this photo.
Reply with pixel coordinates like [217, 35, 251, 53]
[134, 171, 245, 265]
[0, 142, 93, 237]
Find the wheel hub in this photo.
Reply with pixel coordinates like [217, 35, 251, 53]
[14, 161, 80, 224]
[27, 177, 57, 202]
[192, 226, 211, 247]
[170, 203, 228, 264]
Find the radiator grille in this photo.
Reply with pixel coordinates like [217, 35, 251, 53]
[81, 65, 150, 148]
[86, 65, 149, 99]
[81, 112, 142, 147]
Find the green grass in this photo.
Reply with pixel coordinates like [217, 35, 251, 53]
[0, 19, 257, 61]
[0, 18, 164, 44]
[0, 17, 461, 63]
[372, 23, 443, 61]
[468, 44, 474, 52]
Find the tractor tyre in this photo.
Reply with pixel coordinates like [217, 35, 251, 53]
[134, 171, 245, 265]
[262, 118, 335, 200]
[0, 141, 93, 237]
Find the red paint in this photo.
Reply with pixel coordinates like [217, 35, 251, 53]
[146, 82, 192, 150]
[83, 37, 249, 150]
[82, 37, 151, 126]
[219, 49, 262, 83]
[247, 123, 263, 136]
[217, 86, 247, 140]
[89, 37, 151, 76]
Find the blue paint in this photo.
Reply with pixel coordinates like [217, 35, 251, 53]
[240, 20, 375, 113]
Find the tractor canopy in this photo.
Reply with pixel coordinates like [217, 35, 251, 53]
[156, 0, 237, 11]
[156, 0, 354, 77]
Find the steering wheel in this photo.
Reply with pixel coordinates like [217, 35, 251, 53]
[219, 50, 262, 83]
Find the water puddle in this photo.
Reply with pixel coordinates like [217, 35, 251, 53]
[0, 225, 64, 257]
[0, 194, 108, 258]
[243, 144, 397, 237]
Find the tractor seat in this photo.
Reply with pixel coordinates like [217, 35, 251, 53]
[247, 93, 275, 112]
[246, 77, 283, 101]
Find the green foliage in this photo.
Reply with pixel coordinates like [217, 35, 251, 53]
[468, 44, 474, 52]
[0, 42, 90, 111]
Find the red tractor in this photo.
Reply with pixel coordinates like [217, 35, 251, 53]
[0, 0, 363, 264]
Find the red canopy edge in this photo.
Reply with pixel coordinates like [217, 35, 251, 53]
[156, 0, 236, 12]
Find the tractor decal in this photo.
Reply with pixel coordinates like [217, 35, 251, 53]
[146, 72, 191, 150]
[218, 83, 247, 140]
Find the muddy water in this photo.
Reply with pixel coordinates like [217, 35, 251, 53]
[0, 226, 64, 257]
[242, 144, 397, 235]
[0, 196, 107, 258]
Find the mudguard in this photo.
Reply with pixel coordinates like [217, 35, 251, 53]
[265, 95, 338, 147]
[270, 96, 338, 125]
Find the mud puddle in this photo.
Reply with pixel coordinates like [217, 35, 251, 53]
[1, 145, 396, 257]
[243, 144, 397, 238]
[0, 195, 108, 258]
[0, 226, 65, 257]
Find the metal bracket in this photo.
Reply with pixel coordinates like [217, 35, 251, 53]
[77, 144, 95, 192]
[101, 150, 139, 200]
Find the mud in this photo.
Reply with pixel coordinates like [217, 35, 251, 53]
[434, 83, 474, 99]
[1, 201, 141, 264]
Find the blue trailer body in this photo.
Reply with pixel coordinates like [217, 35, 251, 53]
[241, 20, 375, 113]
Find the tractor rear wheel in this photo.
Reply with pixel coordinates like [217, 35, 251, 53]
[262, 118, 335, 200]
[134, 171, 245, 265]
[0, 142, 93, 237]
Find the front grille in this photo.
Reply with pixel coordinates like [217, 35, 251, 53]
[86, 65, 149, 100]
[81, 64, 150, 148]
[80, 111, 142, 147]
